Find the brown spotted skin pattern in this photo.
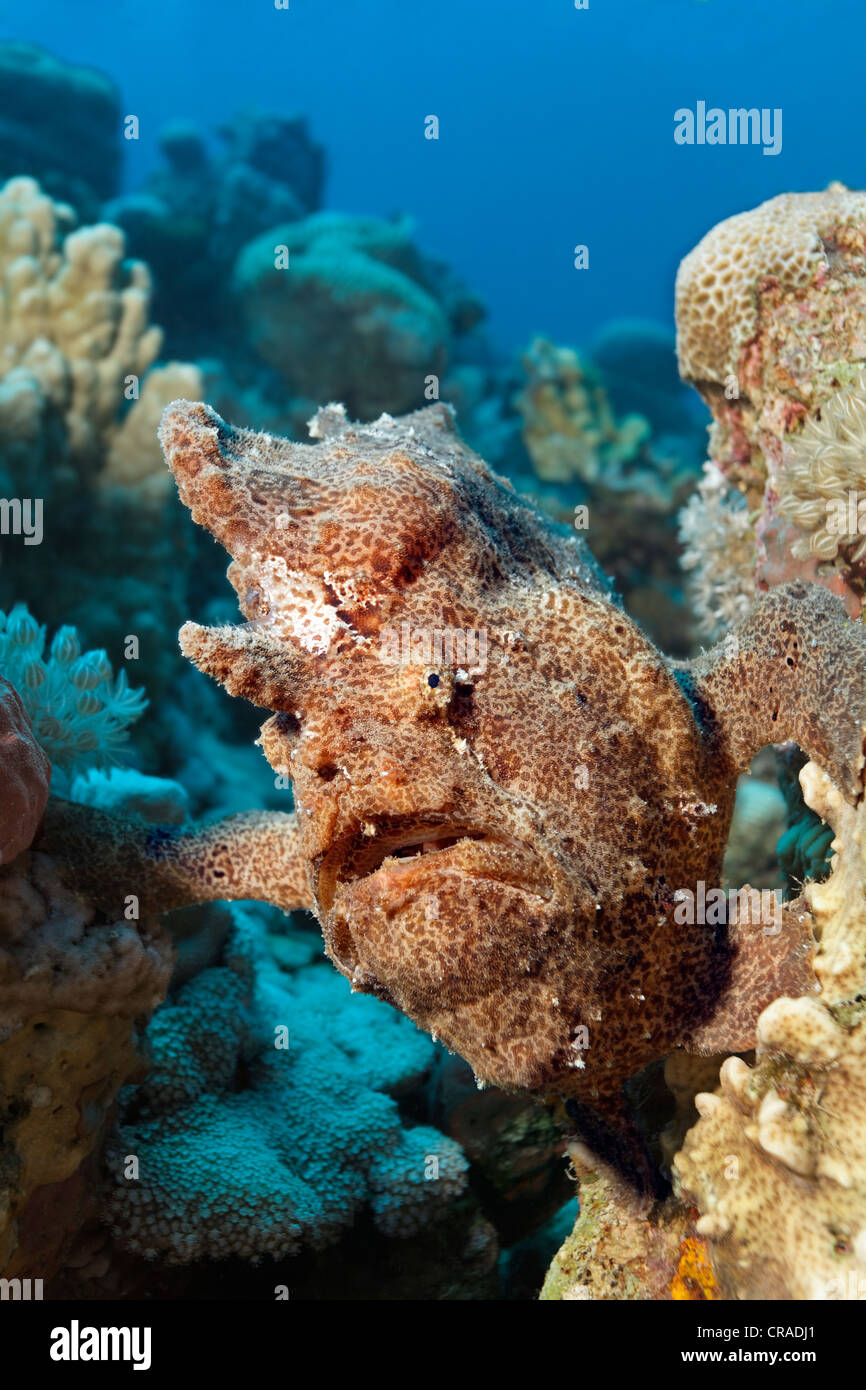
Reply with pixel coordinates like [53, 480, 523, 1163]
[159, 399, 866, 1159]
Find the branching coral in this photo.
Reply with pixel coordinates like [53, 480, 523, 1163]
[0, 175, 201, 499]
[0, 604, 146, 777]
[515, 336, 650, 484]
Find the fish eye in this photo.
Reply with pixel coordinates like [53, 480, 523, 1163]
[427, 673, 440, 689]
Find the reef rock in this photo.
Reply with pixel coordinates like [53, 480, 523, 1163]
[233, 214, 451, 419]
[0, 42, 121, 219]
[0, 843, 172, 1279]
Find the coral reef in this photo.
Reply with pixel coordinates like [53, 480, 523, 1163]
[0, 176, 195, 496]
[106, 111, 326, 355]
[70, 767, 190, 825]
[776, 746, 835, 893]
[2, 44, 864, 1299]
[0, 836, 173, 1279]
[674, 996, 866, 1299]
[233, 213, 452, 419]
[515, 336, 702, 652]
[0, 605, 146, 781]
[430, 1052, 572, 1242]
[0, 850, 171, 1034]
[678, 463, 756, 638]
[544, 186, 866, 1301]
[0, 175, 209, 721]
[539, 1150, 697, 1300]
[589, 318, 702, 437]
[675, 186, 866, 623]
[101, 906, 473, 1263]
[0, 43, 121, 220]
[515, 336, 651, 484]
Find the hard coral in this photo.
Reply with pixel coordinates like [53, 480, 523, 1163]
[0, 175, 201, 499]
[517, 335, 701, 652]
[674, 999, 866, 1300]
[515, 336, 650, 484]
[102, 907, 469, 1263]
[0, 835, 172, 1280]
[0, 42, 121, 218]
[233, 212, 450, 418]
[675, 185, 866, 623]
[0, 849, 171, 1036]
[676, 185, 866, 389]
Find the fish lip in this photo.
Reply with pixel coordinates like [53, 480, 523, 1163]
[316, 820, 551, 919]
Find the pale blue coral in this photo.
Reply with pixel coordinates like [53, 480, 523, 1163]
[102, 906, 469, 1263]
[0, 602, 146, 775]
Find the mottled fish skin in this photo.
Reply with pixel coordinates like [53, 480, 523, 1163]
[160, 398, 865, 1178]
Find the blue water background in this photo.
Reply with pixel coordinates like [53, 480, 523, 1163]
[1, 0, 863, 352]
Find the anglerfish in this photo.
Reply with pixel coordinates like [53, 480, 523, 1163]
[42, 399, 866, 1185]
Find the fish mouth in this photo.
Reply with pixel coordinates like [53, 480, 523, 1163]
[317, 817, 560, 1003]
[316, 820, 550, 919]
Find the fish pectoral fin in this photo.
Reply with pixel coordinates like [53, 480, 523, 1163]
[679, 895, 818, 1054]
[680, 581, 866, 801]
